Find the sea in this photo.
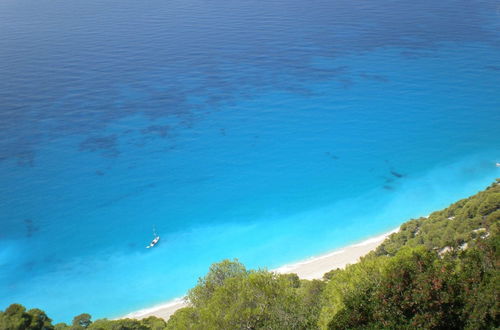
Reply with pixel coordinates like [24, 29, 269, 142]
[0, 0, 499, 322]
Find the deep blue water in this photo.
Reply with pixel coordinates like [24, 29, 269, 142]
[1, 0, 499, 322]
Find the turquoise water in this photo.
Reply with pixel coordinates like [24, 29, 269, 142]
[0, 0, 499, 322]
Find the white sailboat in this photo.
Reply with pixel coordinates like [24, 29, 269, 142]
[146, 227, 160, 249]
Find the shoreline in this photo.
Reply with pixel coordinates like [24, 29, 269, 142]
[122, 227, 400, 321]
[272, 227, 400, 279]
[121, 297, 187, 321]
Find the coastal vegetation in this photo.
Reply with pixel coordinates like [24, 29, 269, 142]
[2, 180, 498, 329]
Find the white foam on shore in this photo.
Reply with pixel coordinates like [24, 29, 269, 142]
[120, 297, 186, 319]
[350, 227, 400, 248]
[272, 249, 346, 273]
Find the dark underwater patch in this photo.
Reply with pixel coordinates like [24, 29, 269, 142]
[400, 50, 435, 59]
[23, 260, 37, 272]
[97, 183, 157, 208]
[359, 73, 389, 82]
[141, 125, 171, 138]
[390, 170, 404, 178]
[339, 78, 353, 89]
[0, 0, 495, 165]
[79, 135, 119, 157]
[16, 151, 35, 167]
[24, 219, 39, 238]
[384, 177, 394, 183]
[325, 152, 339, 160]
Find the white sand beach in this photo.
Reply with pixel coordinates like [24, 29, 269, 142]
[124, 227, 399, 321]
[273, 227, 399, 280]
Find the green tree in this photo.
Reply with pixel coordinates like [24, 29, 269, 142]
[169, 260, 317, 329]
[319, 256, 388, 329]
[165, 307, 198, 330]
[187, 259, 247, 308]
[459, 236, 499, 329]
[200, 271, 305, 329]
[72, 314, 92, 329]
[90, 318, 148, 330]
[326, 247, 466, 329]
[139, 316, 166, 330]
[0, 304, 55, 330]
[27, 308, 54, 330]
[297, 279, 325, 328]
[0, 304, 32, 330]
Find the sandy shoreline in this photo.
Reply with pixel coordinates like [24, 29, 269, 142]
[272, 227, 399, 279]
[122, 227, 399, 321]
[121, 298, 187, 321]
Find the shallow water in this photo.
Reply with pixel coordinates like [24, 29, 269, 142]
[0, 0, 499, 322]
